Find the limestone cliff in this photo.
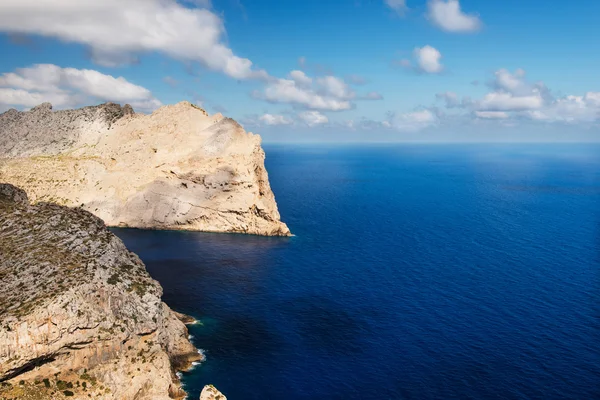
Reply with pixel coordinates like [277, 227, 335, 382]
[0, 102, 290, 236]
[0, 183, 201, 399]
[200, 385, 227, 400]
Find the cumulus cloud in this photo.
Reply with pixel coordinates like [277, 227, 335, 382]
[427, 0, 482, 33]
[259, 113, 293, 126]
[533, 93, 600, 123]
[298, 111, 329, 126]
[317, 76, 354, 99]
[477, 92, 544, 112]
[288, 70, 312, 87]
[0, 0, 266, 80]
[0, 64, 162, 111]
[439, 68, 600, 125]
[492, 68, 528, 94]
[475, 111, 509, 119]
[387, 109, 437, 131]
[384, 0, 408, 15]
[257, 72, 355, 111]
[436, 91, 460, 108]
[415, 46, 444, 73]
[399, 46, 444, 74]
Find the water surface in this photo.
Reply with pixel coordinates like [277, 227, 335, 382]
[114, 144, 600, 399]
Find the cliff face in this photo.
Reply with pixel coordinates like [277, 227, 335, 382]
[0, 183, 201, 399]
[0, 102, 290, 236]
[200, 385, 227, 400]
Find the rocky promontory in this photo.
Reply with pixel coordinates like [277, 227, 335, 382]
[0, 183, 201, 399]
[0, 102, 290, 236]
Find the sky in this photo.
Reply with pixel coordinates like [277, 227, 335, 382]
[0, 0, 599, 143]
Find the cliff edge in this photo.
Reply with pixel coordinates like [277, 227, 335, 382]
[0, 183, 201, 399]
[0, 102, 290, 236]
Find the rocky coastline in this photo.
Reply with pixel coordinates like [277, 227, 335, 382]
[0, 183, 202, 399]
[0, 102, 290, 236]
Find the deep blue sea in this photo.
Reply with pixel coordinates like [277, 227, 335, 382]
[114, 144, 600, 400]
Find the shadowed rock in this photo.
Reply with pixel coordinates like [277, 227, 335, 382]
[0, 183, 201, 400]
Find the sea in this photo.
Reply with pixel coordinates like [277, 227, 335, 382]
[113, 144, 600, 400]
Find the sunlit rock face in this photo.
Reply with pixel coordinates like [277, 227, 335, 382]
[0, 101, 290, 236]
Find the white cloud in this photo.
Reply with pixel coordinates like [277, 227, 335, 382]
[523, 110, 549, 121]
[258, 73, 354, 111]
[388, 109, 437, 131]
[317, 76, 354, 99]
[475, 111, 509, 119]
[0, 0, 266, 80]
[385, 0, 408, 15]
[415, 46, 444, 73]
[427, 0, 482, 33]
[288, 70, 312, 87]
[299, 111, 328, 126]
[459, 68, 600, 124]
[259, 113, 293, 126]
[400, 46, 444, 74]
[535, 94, 600, 123]
[0, 88, 74, 109]
[477, 92, 543, 112]
[0, 64, 161, 111]
[493, 68, 527, 94]
[436, 91, 460, 107]
[584, 92, 600, 107]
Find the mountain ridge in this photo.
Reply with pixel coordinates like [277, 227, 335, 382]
[0, 101, 290, 236]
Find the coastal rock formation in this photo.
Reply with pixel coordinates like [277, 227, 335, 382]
[0, 183, 201, 399]
[0, 102, 290, 236]
[200, 385, 227, 400]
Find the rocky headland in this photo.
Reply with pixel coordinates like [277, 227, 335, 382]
[0, 102, 290, 236]
[200, 385, 227, 400]
[0, 183, 202, 399]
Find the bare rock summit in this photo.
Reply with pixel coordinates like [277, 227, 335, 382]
[0, 101, 290, 236]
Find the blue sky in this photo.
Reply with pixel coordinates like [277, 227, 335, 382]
[0, 0, 599, 142]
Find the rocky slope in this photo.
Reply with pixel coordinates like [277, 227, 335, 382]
[200, 385, 227, 400]
[0, 183, 201, 399]
[0, 102, 290, 236]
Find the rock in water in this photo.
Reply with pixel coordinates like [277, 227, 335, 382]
[0, 183, 201, 399]
[200, 385, 227, 400]
[0, 101, 290, 236]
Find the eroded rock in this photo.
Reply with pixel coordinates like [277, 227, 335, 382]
[0, 101, 290, 236]
[0, 184, 201, 399]
[200, 384, 227, 400]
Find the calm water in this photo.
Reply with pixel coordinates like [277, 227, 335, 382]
[114, 144, 600, 399]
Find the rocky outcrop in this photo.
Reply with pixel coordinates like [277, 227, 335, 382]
[200, 385, 227, 400]
[0, 183, 201, 399]
[0, 102, 290, 236]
